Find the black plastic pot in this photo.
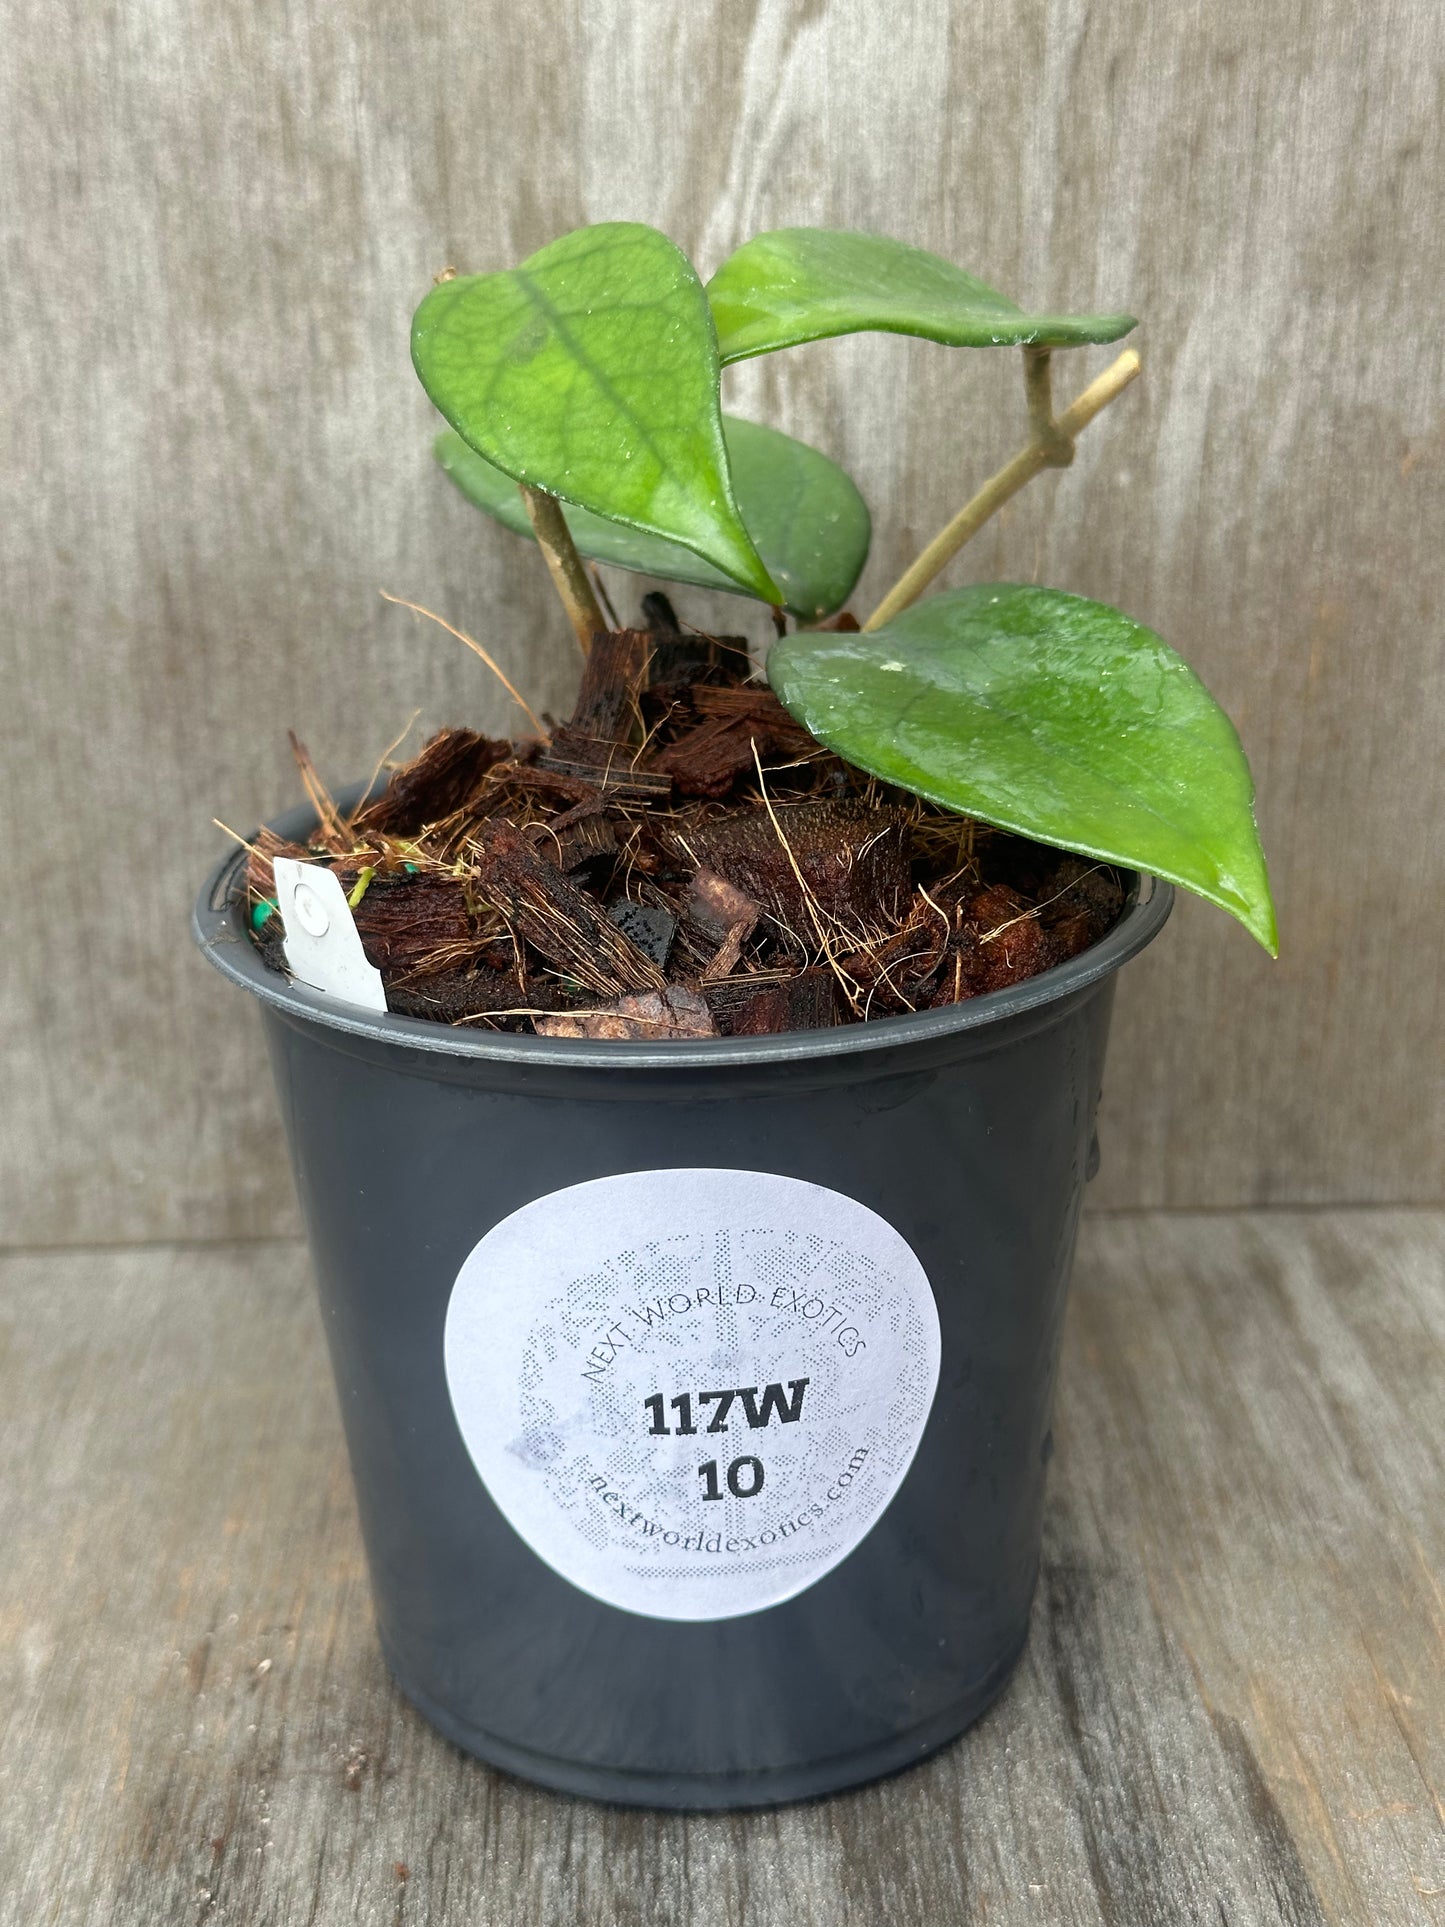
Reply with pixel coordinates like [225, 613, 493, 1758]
[194, 797, 1170, 1809]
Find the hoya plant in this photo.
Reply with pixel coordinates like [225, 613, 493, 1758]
[411, 222, 1275, 954]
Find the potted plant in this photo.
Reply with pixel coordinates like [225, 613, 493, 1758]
[195, 222, 1273, 1809]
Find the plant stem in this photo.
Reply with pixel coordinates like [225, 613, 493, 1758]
[519, 485, 607, 656]
[862, 346, 1141, 631]
[1055, 346, 1143, 437]
[1023, 348, 1074, 466]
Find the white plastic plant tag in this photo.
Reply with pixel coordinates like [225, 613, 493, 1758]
[272, 857, 388, 1013]
[445, 1168, 941, 1622]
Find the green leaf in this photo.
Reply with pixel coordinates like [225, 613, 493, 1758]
[436, 415, 870, 621]
[708, 229, 1136, 364]
[768, 584, 1277, 953]
[412, 222, 778, 601]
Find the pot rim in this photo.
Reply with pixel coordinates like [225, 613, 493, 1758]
[193, 792, 1173, 1071]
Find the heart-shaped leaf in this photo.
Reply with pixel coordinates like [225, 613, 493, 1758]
[768, 584, 1276, 952]
[435, 415, 870, 621]
[709, 229, 1136, 364]
[413, 222, 778, 601]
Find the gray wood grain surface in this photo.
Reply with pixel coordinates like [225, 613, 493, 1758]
[2, 1211, 1440, 1925]
[1, 0, 1442, 1245]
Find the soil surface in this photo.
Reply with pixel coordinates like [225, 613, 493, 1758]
[241, 596, 1124, 1039]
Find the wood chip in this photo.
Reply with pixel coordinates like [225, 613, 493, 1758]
[685, 867, 760, 944]
[561, 627, 652, 742]
[535, 986, 715, 1040]
[678, 801, 911, 930]
[384, 968, 536, 1023]
[538, 732, 673, 800]
[647, 715, 768, 798]
[348, 871, 481, 972]
[700, 919, 753, 983]
[553, 812, 618, 873]
[468, 820, 666, 998]
[704, 969, 837, 1036]
[536, 627, 676, 799]
[351, 728, 510, 837]
[642, 594, 735, 690]
[689, 683, 817, 752]
[835, 888, 952, 1012]
[483, 760, 604, 808]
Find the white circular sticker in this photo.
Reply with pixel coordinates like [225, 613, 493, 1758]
[444, 1168, 941, 1622]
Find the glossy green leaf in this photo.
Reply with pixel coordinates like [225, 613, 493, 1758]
[413, 222, 778, 601]
[435, 415, 870, 621]
[768, 584, 1276, 952]
[708, 229, 1136, 363]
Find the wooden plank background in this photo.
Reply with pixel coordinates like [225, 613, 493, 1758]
[2, 0, 1442, 1243]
